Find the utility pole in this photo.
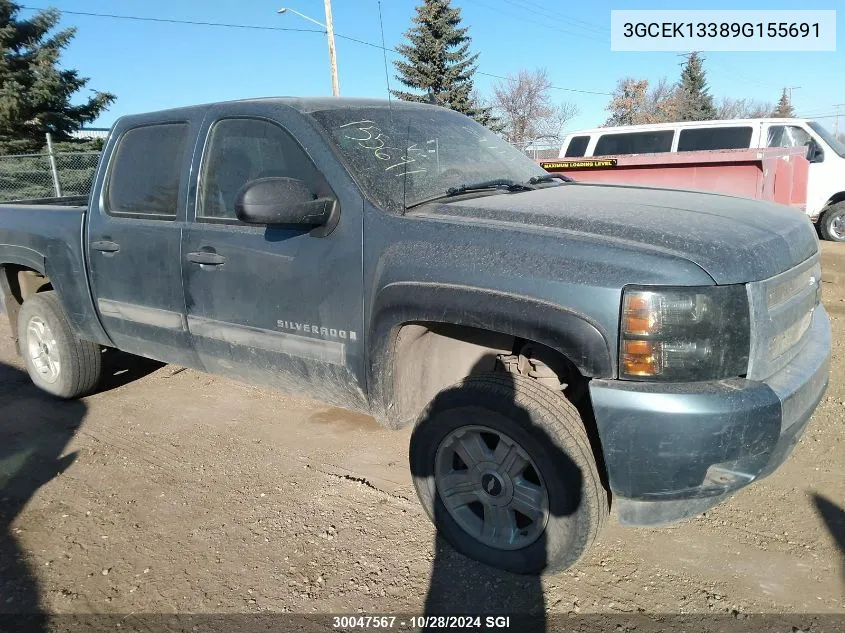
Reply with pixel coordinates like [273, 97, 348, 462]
[323, 0, 339, 97]
[786, 86, 801, 104]
[834, 103, 845, 137]
[277, 5, 339, 96]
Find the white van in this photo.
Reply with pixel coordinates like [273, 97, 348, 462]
[560, 119, 845, 241]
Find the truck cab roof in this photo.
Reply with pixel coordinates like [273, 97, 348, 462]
[112, 97, 438, 128]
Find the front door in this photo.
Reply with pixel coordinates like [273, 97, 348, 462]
[85, 119, 199, 367]
[765, 123, 828, 217]
[181, 108, 366, 411]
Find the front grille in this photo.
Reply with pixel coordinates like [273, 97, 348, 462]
[746, 254, 821, 381]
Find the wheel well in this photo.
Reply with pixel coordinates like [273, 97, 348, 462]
[390, 321, 609, 493]
[391, 322, 589, 423]
[0, 265, 53, 350]
[823, 192, 845, 211]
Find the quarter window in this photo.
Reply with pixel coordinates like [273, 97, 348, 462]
[593, 131, 673, 156]
[106, 123, 188, 218]
[677, 127, 753, 152]
[198, 118, 319, 221]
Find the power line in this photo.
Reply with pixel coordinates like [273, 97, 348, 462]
[20, 5, 613, 97]
[473, 70, 611, 95]
[21, 6, 324, 33]
[463, 0, 608, 43]
[706, 58, 778, 91]
[798, 105, 845, 116]
[499, 0, 609, 35]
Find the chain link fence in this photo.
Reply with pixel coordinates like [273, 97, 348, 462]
[0, 151, 101, 202]
[509, 142, 561, 160]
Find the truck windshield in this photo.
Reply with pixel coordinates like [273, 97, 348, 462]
[308, 105, 548, 212]
[808, 121, 845, 158]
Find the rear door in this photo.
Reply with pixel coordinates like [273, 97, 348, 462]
[85, 114, 201, 367]
[181, 103, 366, 410]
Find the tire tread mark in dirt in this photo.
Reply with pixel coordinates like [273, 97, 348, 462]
[303, 462, 412, 503]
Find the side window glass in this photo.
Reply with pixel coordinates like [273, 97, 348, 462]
[198, 118, 318, 221]
[564, 135, 589, 157]
[677, 127, 753, 152]
[106, 123, 188, 218]
[768, 125, 811, 148]
[593, 131, 673, 156]
[767, 125, 785, 147]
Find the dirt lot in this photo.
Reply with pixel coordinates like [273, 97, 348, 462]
[1, 246, 844, 628]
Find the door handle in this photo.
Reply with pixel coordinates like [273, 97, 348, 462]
[91, 240, 120, 253]
[186, 251, 226, 266]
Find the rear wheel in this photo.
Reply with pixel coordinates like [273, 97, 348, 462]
[819, 202, 845, 242]
[410, 373, 608, 574]
[17, 291, 102, 398]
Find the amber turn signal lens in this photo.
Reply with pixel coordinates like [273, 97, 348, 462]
[622, 293, 658, 336]
[621, 340, 661, 376]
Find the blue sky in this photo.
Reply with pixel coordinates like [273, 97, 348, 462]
[22, 0, 845, 134]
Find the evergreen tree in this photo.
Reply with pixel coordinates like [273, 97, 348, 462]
[772, 88, 795, 118]
[675, 52, 716, 121]
[0, 1, 115, 154]
[392, 0, 496, 128]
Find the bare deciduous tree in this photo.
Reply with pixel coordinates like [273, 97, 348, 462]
[716, 97, 774, 119]
[604, 77, 677, 126]
[492, 69, 577, 151]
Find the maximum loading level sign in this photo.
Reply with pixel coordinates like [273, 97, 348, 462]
[541, 159, 618, 170]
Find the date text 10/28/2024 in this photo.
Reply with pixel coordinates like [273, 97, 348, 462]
[332, 616, 512, 629]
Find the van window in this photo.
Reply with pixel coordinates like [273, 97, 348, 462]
[677, 127, 753, 152]
[106, 123, 189, 218]
[767, 125, 812, 149]
[564, 135, 589, 157]
[593, 131, 673, 156]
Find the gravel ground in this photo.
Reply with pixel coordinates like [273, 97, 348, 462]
[0, 246, 843, 630]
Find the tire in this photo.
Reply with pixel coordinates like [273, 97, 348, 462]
[819, 202, 845, 242]
[17, 291, 102, 398]
[409, 373, 608, 574]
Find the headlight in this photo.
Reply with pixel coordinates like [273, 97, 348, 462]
[619, 285, 750, 382]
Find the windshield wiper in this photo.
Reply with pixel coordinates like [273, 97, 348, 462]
[405, 179, 534, 210]
[528, 173, 574, 185]
[446, 178, 535, 196]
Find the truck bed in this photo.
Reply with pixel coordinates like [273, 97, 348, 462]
[0, 202, 105, 343]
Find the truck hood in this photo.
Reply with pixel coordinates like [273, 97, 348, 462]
[411, 183, 818, 284]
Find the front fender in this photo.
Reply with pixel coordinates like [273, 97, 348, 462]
[368, 281, 613, 425]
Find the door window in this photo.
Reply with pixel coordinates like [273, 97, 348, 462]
[767, 125, 813, 149]
[198, 118, 318, 221]
[105, 123, 188, 218]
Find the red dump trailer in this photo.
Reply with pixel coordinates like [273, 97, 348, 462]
[539, 147, 809, 214]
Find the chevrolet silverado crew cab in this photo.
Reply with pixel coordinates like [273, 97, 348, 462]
[0, 98, 831, 574]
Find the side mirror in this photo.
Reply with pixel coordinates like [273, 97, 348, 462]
[807, 142, 824, 164]
[234, 177, 336, 228]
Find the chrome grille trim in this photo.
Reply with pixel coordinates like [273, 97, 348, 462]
[746, 253, 821, 381]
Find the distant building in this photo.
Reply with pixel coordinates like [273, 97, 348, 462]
[69, 127, 110, 140]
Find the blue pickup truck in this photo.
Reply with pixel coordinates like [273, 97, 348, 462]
[0, 98, 831, 574]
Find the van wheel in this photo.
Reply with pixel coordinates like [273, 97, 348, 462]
[820, 202, 845, 242]
[409, 373, 608, 575]
[17, 291, 102, 398]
